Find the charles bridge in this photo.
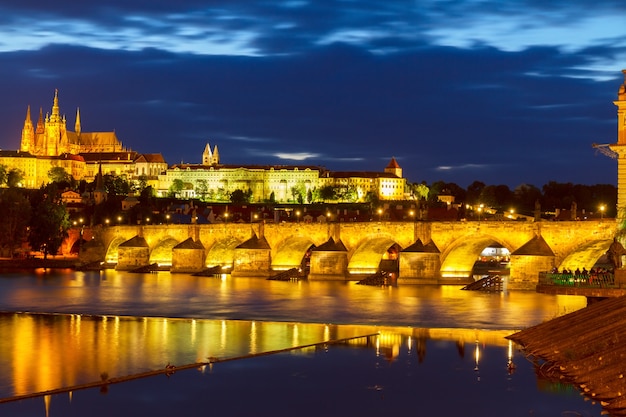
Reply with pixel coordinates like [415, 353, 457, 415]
[70, 219, 616, 290]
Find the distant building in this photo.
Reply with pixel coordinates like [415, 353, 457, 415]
[158, 144, 406, 202]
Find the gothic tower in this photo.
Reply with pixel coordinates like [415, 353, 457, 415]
[202, 143, 220, 165]
[75, 107, 81, 136]
[20, 105, 35, 153]
[44, 89, 67, 156]
[609, 69, 626, 219]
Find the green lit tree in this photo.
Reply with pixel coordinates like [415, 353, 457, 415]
[168, 179, 184, 198]
[196, 179, 209, 200]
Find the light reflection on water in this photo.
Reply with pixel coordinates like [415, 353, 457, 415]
[0, 269, 586, 328]
[0, 270, 603, 416]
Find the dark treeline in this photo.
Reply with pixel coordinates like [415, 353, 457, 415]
[418, 180, 617, 218]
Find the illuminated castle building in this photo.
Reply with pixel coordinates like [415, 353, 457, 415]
[0, 90, 166, 188]
[158, 145, 406, 202]
[20, 89, 124, 156]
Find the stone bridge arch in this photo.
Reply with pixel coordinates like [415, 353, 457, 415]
[348, 236, 402, 275]
[558, 238, 614, 271]
[104, 236, 128, 264]
[205, 236, 244, 270]
[149, 237, 180, 266]
[440, 233, 513, 279]
[271, 236, 316, 271]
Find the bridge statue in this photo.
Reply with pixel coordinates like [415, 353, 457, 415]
[607, 238, 626, 269]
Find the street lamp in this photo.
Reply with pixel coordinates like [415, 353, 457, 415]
[409, 209, 415, 222]
[377, 208, 383, 221]
[296, 210, 301, 223]
[600, 204, 605, 220]
[477, 206, 483, 221]
[166, 214, 170, 225]
[105, 219, 110, 227]
[224, 212, 229, 223]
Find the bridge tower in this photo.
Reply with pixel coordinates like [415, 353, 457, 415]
[609, 69, 626, 221]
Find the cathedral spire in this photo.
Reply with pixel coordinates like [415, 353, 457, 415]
[75, 107, 81, 135]
[36, 107, 44, 134]
[212, 145, 220, 164]
[20, 105, 34, 153]
[24, 105, 32, 124]
[50, 89, 60, 123]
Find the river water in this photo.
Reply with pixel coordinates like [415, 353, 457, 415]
[0, 269, 606, 416]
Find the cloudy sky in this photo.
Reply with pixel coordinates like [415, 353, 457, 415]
[0, 1, 625, 188]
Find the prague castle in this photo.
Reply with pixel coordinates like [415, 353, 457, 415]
[21, 89, 125, 156]
[1, 90, 407, 202]
[0, 90, 167, 189]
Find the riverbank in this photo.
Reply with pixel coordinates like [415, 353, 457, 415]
[0, 257, 79, 269]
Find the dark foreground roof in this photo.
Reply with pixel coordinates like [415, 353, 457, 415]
[507, 296, 626, 416]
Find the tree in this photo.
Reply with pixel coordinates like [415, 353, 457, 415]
[6, 168, 24, 188]
[48, 167, 71, 184]
[513, 183, 542, 214]
[196, 179, 209, 200]
[168, 179, 184, 198]
[319, 185, 337, 202]
[103, 174, 131, 196]
[340, 185, 358, 203]
[542, 181, 574, 210]
[28, 187, 70, 259]
[0, 188, 31, 257]
[466, 181, 485, 206]
[409, 182, 429, 201]
[0, 164, 7, 186]
[230, 189, 252, 204]
[135, 175, 149, 195]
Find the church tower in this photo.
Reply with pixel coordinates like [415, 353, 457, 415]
[202, 143, 220, 165]
[609, 70, 626, 219]
[93, 163, 107, 205]
[20, 105, 35, 153]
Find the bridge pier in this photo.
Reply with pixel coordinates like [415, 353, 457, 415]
[171, 238, 205, 273]
[116, 236, 150, 270]
[397, 252, 440, 284]
[231, 234, 272, 277]
[308, 238, 349, 280]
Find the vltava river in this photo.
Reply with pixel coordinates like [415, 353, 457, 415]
[0, 269, 604, 417]
[0, 269, 585, 328]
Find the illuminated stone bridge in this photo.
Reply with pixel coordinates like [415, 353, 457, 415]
[75, 220, 617, 290]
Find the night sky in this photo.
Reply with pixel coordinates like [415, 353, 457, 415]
[0, 1, 625, 188]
